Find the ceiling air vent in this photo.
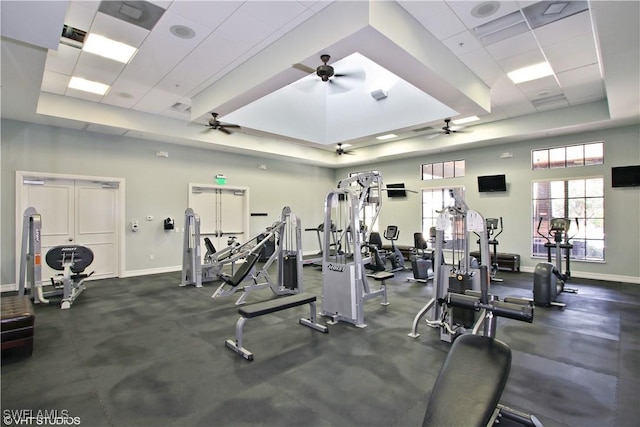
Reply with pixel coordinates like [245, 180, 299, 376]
[170, 102, 191, 114]
[60, 24, 86, 49]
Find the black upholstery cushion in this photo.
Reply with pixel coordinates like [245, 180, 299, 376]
[423, 334, 512, 427]
[238, 293, 316, 318]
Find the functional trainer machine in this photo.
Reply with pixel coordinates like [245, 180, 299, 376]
[423, 265, 541, 427]
[18, 207, 94, 309]
[321, 171, 392, 328]
[409, 189, 489, 342]
[180, 208, 242, 288]
[533, 217, 578, 308]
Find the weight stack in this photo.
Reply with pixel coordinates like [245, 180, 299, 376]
[282, 254, 298, 290]
[448, 274, 475, 328]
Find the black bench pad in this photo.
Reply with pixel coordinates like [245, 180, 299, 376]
[423, 334, 511, 427]
[238, 293, 316, 318]
[1, 296, 35, 356]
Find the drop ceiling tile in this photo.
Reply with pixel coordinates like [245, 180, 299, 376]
[166, 1, 241, 31]
[557, 63, 605, 103]
[102, 77, 152, 109]
[544, 33, 598, 74]
[214, 9, 278, 47]
[446, 1, 522, 30]
[442, 30, 484, 56]
[516, 75, 562, 99]
[485, 31, 539, 61]
[45, 44, 81, 75]
[398, 1, 466, 40]
[239, 1, 309, 30]
[279, 8, 317, 34]
[115, 11, 214, 89]
[490, 77, 537, 117]
[164, 32, 251, 98]
[309, 1, 334, 12]
[133, 86, 183, 114]
[533, 10, 592, 47]
[90, 9, 150, 48]
[497, 48, 546, 74]
[63, 1, 100, 31]
[73, 52, 126, 85]
[41, 71, 70, 95]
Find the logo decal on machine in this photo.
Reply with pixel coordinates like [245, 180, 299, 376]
[327, 263, 345, 272]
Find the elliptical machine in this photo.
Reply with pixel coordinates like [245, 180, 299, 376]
[533, 217, 578, 308]
[383, 225, 406, 272]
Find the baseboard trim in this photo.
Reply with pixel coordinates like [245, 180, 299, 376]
[519, 266, 639, 284]
[121, 265, 181, 278]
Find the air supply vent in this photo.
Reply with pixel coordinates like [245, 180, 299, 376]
[413, 126, 436, 133]
[98, 1, 166, 31]
[170, 102, 191, 113]
[60, 24, 86, 49]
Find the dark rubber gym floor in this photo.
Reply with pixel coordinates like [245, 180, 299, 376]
[2, 265, 639, 427]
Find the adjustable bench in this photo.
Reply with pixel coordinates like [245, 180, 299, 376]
[423, 334, 511, 427]
[1, 295, 35, 358]
[470, 251, 521, 272]
[225, 292, 328, 361]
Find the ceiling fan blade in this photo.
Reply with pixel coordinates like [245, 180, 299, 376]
[221, 124, 240, 128]
[218, 127, 231, 135]
[333, 69, 366, 81]
[292, 63, 316, 74]
[327, 79, 351, 94]
[427, 133, 442, 139]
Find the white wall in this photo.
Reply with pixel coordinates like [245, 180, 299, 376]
[2, 119, 639, 285]
[337, 124, 640, 283]
[1, 119, 334, 284]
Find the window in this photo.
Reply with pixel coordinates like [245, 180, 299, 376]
[532, 177, 604, 261]
[422, 160, 465, 179]
[422, 186, 465, 249]
[532, 142, 603, 170]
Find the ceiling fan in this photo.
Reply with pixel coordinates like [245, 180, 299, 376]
[427, 118, 470, 138]
[293, 54, 365, 85]
[336, 143, 354, 155]
[204, 113, 240, 134]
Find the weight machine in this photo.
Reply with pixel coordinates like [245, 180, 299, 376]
[180, 207, 242, 288]
[18, 207, 94, 309]
[321, 171, 391, 328]
[475, 217, 504, 282]
[211, 206, 303, 304]
[409, 189, 490, 342]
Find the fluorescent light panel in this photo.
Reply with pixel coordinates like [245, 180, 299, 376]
[508, 62, 554, 84]
[452, 116, 479, 125]
[376, 134, 397, 140]
[82, 34, 137, 63]
[68, 77, 110, 95]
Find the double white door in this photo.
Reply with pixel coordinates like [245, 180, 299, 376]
[18, 175, 120, 282]
[188, 184, 249, 252]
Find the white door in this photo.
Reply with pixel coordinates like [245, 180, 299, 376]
[188, 184, 249, 254]
[19, 176, 120, 282]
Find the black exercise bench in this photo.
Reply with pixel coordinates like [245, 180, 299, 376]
[225, 292, 328, 361]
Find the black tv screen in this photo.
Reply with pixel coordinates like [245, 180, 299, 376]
[478, 174, 507, 192]
[612, 165, 640, 187]
[386, 183, 407, 198]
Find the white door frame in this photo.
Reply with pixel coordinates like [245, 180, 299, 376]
[15, 170, 126, 287]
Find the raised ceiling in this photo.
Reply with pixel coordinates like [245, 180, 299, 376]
[1, 1, 638, 167]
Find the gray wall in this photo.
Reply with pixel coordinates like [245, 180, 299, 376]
[1, 119, 334, 285]
[337, 124, 640, 283]
[2, 119, 639, 285]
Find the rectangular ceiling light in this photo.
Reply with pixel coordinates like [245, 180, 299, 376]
[68, 76, 110, 95]
[452, 116, 479, 125]
[82, 33, 137, 63]
[376, 134, 397, 140]
[508, 62, 554, 84]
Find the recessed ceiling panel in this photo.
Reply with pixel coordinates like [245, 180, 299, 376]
[224, 53, 457, 145]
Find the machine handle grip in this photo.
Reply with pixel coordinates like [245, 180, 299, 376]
[492, 300, 534, 323]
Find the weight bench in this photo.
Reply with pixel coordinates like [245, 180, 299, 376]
[1, 296, 35, 358]
[423, 334, 510, 426]
[225, 292, 328, 361]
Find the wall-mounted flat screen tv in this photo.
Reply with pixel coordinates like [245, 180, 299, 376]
[612, 165, 640, 187]
[386, 183, 407, 198]
[478, 174, 507, 192]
